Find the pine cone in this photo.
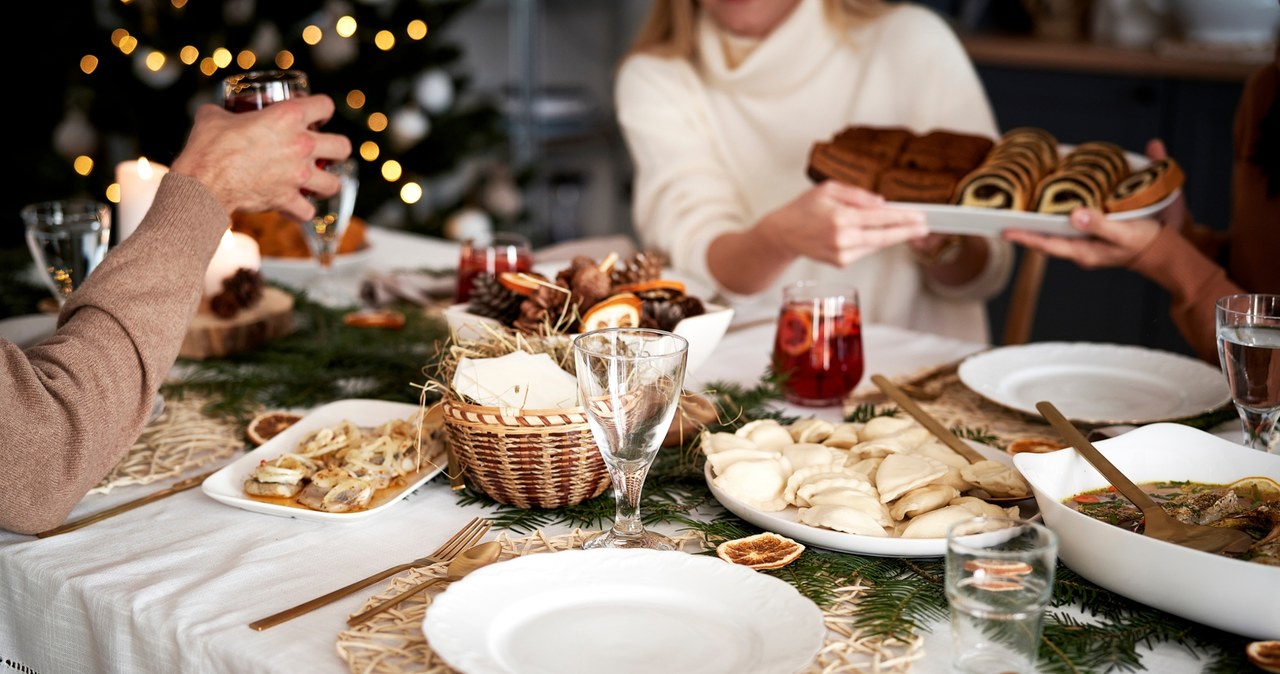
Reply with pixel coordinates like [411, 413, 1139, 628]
[513, 283, 573, 335]
[467, 274, 523, 325]
[209, 268, 265, 319]
[643, 295, 705, 331]
[612, 249, 669, 287]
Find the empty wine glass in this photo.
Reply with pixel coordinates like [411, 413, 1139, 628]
[222, 69, 309, 111]
[303, 158, 359, 306]
[1216, 293, 1280, 454]
[573, 328, 689, 550]
[22, 199, 112, 308]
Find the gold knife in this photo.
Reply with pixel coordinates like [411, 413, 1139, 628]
[36, 469, 219, 538]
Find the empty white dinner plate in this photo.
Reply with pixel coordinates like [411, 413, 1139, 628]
[424, 548, 824, 674]
[958, 342, 1230, 425]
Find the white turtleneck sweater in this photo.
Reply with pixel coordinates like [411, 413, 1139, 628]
[615, 0, 1011, 343]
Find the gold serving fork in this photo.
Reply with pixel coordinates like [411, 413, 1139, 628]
[248, 516, 492, 631]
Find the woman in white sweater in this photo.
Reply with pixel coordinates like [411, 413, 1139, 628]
[615, 0, 1013, 342]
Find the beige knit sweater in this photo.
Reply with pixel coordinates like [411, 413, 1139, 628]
[1, 173, 227, 534]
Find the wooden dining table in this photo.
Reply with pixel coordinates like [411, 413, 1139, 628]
[0, 226, 1244, 674]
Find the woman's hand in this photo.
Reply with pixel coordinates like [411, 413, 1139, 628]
[1004, 207, 1160, 269]
[758, 181, 928, 266]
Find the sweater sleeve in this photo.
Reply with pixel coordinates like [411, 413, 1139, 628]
[0, 173, 228, 534]
[615, 55, 745, 288]
[1127, 224, 1240, 363]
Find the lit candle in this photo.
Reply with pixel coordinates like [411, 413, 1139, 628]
[115, 157, 170, 242]
[203, 229, 262, 298]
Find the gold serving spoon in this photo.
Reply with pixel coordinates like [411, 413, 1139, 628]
[346, 540, 502, 627]
[1036, 401, 1253, 556]
[871, 374, 1029, 504]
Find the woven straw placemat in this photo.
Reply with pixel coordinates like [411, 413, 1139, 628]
[336, 529, 921, 674]
[88, 395, 242, 494]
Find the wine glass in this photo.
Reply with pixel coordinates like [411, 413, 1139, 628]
[303, 158, 360, 307]
[22, 199, 112, 308]
[572, 328, 689, 550]
[1215, 293, 1280, 454]
[222, 69, 309, 111]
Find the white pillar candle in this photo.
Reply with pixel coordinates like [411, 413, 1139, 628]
[115, 157, 170, 242]
[203, 229, 262, 297]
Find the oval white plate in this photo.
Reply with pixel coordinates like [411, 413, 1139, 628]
[424, 548, 825, 674]
[200, 398, 444, 522]
[958, 342, 1230, 425]
[1014, 423, 1280, 640]
[887, 146, 1178, 238]
[706, 441, 1034, 558]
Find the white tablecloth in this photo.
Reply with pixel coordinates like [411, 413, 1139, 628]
[0, 228, 1224, 674]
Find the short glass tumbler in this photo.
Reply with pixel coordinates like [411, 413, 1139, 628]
[772, 280, 864, 406]
[22, 199, 112, 307]
[945, 516, 1058, 674]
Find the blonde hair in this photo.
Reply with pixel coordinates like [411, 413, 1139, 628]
[626, 0, 885, 60]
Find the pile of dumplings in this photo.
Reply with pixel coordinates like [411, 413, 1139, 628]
[704, 415, 1030, 539]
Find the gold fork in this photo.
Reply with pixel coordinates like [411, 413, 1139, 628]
[247, 516, 492, 631]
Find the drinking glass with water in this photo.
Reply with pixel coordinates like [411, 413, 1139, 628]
[22, 199, 112, 308]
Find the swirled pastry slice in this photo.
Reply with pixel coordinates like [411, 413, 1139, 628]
[953, 166, 1026, 210]
[1105, 158, 1184, 212]
[1032, 169, 1107, 214]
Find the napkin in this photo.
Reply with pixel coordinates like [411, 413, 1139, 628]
[359, 270, 456, 307]
[452, 351, 578, 410]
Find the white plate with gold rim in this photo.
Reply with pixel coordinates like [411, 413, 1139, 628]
[424, 548, 825, 674]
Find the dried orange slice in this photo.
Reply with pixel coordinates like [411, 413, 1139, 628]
[1247, 640, 1280, 674]
[343, 309, 406, 330]
[775, 310, 813, 356]
[716, 532, 805, 570]
[579, 293, 643, 332]
[1227, 476, 1280, 501]
[246, 410, 304, 446]
[614, 279, 687, 298]
[497, 271, 546, 297]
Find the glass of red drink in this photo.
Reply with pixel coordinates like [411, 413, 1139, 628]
[772, 281, 863, 407]
[222, 69, 310, 111]
[454, 232, 533, 303]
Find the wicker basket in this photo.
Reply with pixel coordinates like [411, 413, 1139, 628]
[442, 396, 611, 509]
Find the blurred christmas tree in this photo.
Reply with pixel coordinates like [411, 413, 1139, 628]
[7, 0, 513, 257]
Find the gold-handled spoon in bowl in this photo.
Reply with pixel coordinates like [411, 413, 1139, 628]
[346, 540, 502, 627]
[1035, 400, 1253, 556]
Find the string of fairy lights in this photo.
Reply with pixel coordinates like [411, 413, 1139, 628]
[75, 7, 435, 211]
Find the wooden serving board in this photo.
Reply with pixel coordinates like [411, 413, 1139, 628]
[180, 286, 293, 360]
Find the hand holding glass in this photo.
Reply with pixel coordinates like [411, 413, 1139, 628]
[22, 199, 112, 307]
[1216, 293, 1280, 454]
[573, 328, 688, 550]
[222, 69, 309, 111]
[946, 516, 1058, 674]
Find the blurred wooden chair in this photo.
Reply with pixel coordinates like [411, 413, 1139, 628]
[1001, 249, 1048, 346]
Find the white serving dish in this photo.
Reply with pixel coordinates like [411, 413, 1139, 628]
[1014, 423, 1280, 640]
[202, 399, 445, 522]
[707, 440, 1036, 558]
[442, 302, 734, 377]
[424, 548, 824, 674]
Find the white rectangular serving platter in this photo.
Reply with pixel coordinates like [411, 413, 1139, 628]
[887, 189, 1178, 239]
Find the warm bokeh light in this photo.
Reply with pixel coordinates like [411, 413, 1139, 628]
[73, 156, 94, 176]
[302, 25, 322, 45]
[171, 0, 188, 7]
[375, 30, 395, 50]
[359, 141, 380, 161]
[400, 182, 423, 204]
[119, 35, 138, 55]
[275, 51, 294, 69]
[236, 50, 255, 69]
[407, 20, 428, 40]
[367, 112, 388, 132]
[110, 29, 128, 47]
[179, 45, 199, 65]
[381, 160, 402, 182]
[106, 183, 121, 204]
[199, 57, 218, 76]
[346, 89, 366, 110]
[80, 55, 99, 75]
[145, 50, 166, 71]
[336, 16, 357, 38]
[212, 47, 232, 68]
